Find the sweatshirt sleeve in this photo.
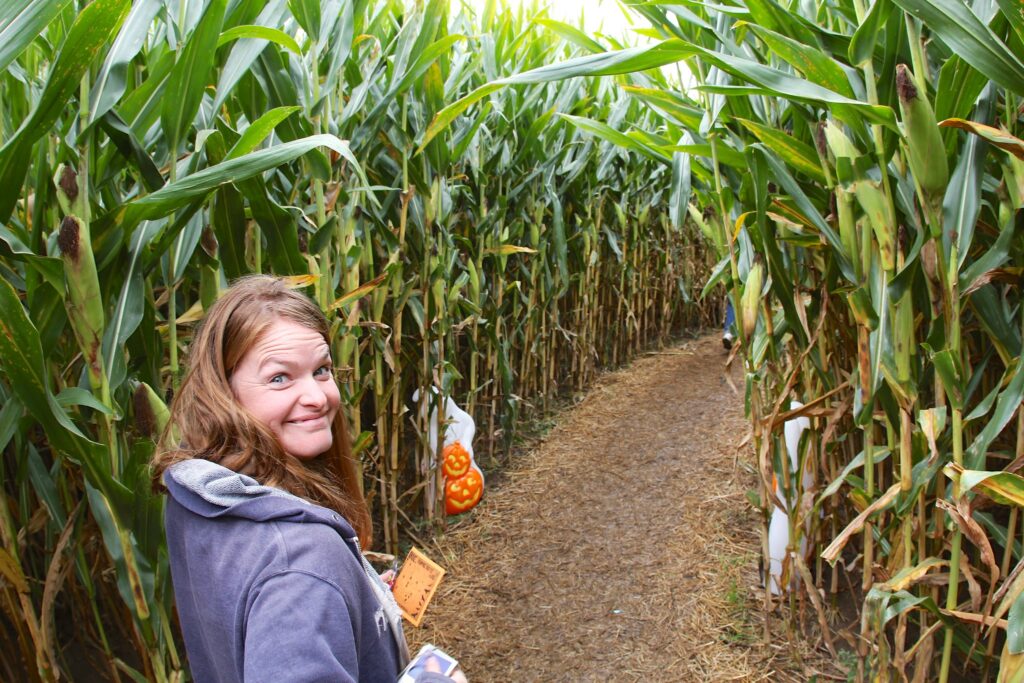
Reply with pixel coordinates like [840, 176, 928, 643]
[243, 570, 360, 683]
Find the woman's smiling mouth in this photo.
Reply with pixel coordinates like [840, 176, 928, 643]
[288, 415, 328, 426]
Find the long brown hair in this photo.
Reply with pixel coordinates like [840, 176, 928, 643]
[151, 275, 372, 545]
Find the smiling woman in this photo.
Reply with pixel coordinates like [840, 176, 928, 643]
[151, 276, 366, 526]
[148, 276, 464, 683]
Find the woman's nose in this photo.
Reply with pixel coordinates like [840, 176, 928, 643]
[298, 377, 328, 407]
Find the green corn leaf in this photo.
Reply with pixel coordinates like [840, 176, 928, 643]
[404, 0, 446, 74]
[114, 134, 365, 229]
[0, 0, 74, 72]
[959, 215, 1015, 294]
[645, 2, 712, 33]
[318, 0, 353, 101]
[890, 0, 1024, 96]
[100, 111, 165, 192]
[935, 56, 989, 125]
[849, 0, 893, 66]
[213, 0, 289, 110]
[965, 375, 999, 425]
[559, 114, 670, 164]
[849, 287, 880, 330]
[452, 101, 493, 162]
[117, 49, 174, 136]
[217, 24, 301, 53]
[995, 0, 1024, 44]
[818, 448, 892, 503]
[963, 360, 1024, 468]
[227, 106, 303, 158]
[237, 178, 305, 275]
[930, 348, 965, 410]
[0, 278, 129, 511]
[55, 387, 113, 415]
[26, 444, 67, 530]
[1010, 592, 1024, 655]
[420, 39, 700, 151]
[287, 0, 322, 44]
[972, 285, 1022, 361]
[547, 184, 569, 295]
[743, 23, 855, 98]
[876, 590, 952, 628]
[366, 34, 466, 123]
[88, 0, 162, 126]
[734, 117, 825, 183]
[0, 0, 131, 224]
[84, 483, 153, 620]
[161, 0, 227, 154]
[690, 44, 897, 130]
[743, 0, 818, 45]
[534, 17, 606, 53]
[663, 142, 746, 168]
[0, 394, 20, 454]
[103, 220, 161, 389]
[251, 47, 311, 142]
[206, 134, 247, 278]
[669, 133, 692, 229]
[943, 104, 989, 266]
[0, 225, 63, 291]
[622, 86, 704, 130]
[752, 145, 856, 281]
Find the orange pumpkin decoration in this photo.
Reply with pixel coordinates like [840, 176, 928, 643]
[445, 469, 483, 515]
[442, 442, 471, 479]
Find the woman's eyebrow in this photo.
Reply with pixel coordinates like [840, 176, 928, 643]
[256, 348, 331, 370]
[256, 356, 292, 370]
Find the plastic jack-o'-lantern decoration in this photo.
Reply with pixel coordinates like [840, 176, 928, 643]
[442, 442, 472, 479]
[445, 467, 483, 515]
[413, 388, 485, 516]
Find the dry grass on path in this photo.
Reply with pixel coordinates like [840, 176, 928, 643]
[408, 335, 841, 682]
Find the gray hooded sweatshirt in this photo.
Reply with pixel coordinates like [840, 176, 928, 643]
[164, 460, 445, 683]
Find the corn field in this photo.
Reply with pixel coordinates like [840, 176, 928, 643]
[439, 0, 1023, 679]
[4, 0, 1024, 680]
[0, 0, 721, 680]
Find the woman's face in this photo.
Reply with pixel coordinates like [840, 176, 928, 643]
[229, 318, 340, 460]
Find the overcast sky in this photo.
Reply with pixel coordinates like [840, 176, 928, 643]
[536, 0, 642, 36]
[468, 0, 655, 43]
[461, 0, 691, 85]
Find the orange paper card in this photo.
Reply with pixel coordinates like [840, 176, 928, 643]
[392, 547, 445, 627]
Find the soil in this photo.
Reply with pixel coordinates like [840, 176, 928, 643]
[407, 334, 844, 682]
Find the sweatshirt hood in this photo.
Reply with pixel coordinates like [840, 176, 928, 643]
[164, 459, 355, 537]
[167, 458, 300, 505]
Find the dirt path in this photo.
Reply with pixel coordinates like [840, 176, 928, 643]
[408, 335, 819, 681]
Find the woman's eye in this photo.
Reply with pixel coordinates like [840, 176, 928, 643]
[269, 374, 286, 384]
